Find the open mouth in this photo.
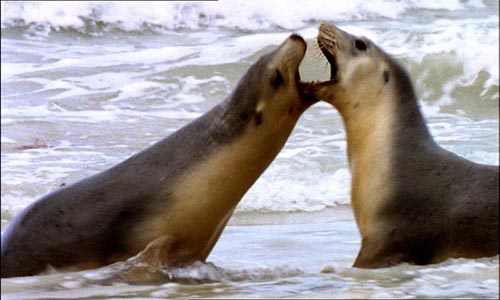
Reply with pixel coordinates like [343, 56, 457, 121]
[297, 38, 339, 101]
[318, 39, 338, 81]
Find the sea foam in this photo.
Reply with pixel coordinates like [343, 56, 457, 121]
[1, 1, 484, 32]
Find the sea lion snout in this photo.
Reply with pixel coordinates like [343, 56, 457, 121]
[276, 34, 307, 77]
[276, 34, 320, 105]
[305, 23, 392, 108]
[298, 24, 344, 103]
[287, 33, 307, 55]
[318, 22, 341, 82]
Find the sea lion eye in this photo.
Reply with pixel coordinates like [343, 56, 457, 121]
[271, 70, 283, 88]
[383, 70, 390, 83]
[355, 39, 367, 51]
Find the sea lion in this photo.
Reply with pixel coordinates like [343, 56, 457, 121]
[1, 34, 317, 278]
[304, 23, 499, 268]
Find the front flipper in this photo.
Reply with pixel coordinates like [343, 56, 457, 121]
[117, 236, 179, 283]
[353, 237, 405, 268]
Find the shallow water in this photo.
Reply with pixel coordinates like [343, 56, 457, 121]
[2, 208, 498, 299]
[1, 1, 499, 299]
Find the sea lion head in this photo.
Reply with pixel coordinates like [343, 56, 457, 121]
[228, 34, 317, 133]
[303, 23, 410, 118]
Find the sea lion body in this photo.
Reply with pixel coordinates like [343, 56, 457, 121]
[307, 23, 499, 268]
[1, 34, 316, 278]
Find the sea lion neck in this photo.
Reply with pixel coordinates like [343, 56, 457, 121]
[343, 61, 440, 237]
[390, 62, 438, 152]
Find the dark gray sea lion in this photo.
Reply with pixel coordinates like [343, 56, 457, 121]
[1, 34, 317, 278]
[304, 23, 499, 268]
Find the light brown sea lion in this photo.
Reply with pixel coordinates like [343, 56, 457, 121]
[1, 34, 317, 278]
[304, 23, 499, 268]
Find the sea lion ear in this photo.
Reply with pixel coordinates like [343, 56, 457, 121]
[383, 70, 390, 84]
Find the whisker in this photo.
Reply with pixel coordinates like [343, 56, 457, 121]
[313, 50, 324, 60]
[306, 38, 332, 76]
[314, 52, 324, 61]
[323, 60, 330, 72]
[308, 41, 330, 74]
[312, 42, 326, 62]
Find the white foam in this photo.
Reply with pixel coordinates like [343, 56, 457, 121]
[1, 105, 118, 123]
[238, 168, 351, 212]
[379, 21, 499, 84]
[0, 62, 36, 80]
[109, 81, 165, 103]
[1, 2, 92, 29]
[1, 136, 16, 144]
[180, 75, 227, 93]
[48, 46, 197, 69]
[164, 261, 304, 282]
[1, 0, 485, 32]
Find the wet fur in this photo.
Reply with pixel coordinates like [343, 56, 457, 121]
[1, 35, 314, 278]
[311, 23, 499, 268]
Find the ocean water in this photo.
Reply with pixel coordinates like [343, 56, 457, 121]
[1, 1, 498, 299]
